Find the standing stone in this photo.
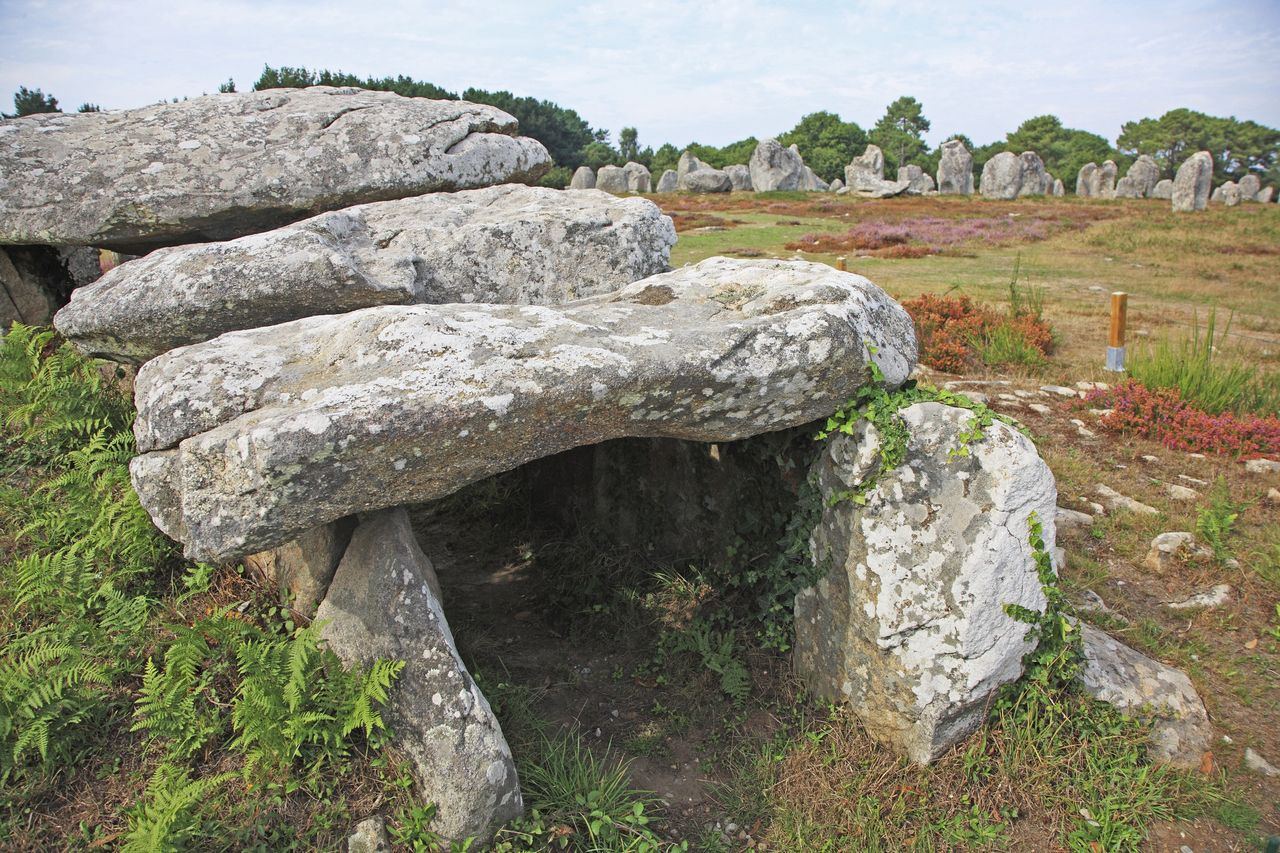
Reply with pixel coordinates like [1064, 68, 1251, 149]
[795, 402, 1056, 763]
[1114, 176, 1142, 198]
[1098, 160, 1118, 198]
[623, 161, 651, 193]
[568, 166, 596, 190]
[1221, 181, 1241, 206]
[316, 508, 522, 842]
[749, 138, 804, 191]
[243, 520, 356, 618]
[1172, 151, 1213, 212]
[936, 139, 974, 195]
[1151, 179, 1174, 199]
[1126, 155, 1161, 197]
[679, 169, 732, 193]
[845, 145, 910, 197]
[1237, 173, 1261, 199]
[656, 169, 678, 193]
[0, 88, 551, 253]
[724, 164, 753, 191]
[1210, 185, 1224, 203]
[980, 152, 1025, 200]
[595, 164, 628, 194]
[898, 165, 935, 195]
[677, 150, 707, 180]
[800, 165, 830, 192]
[1258, 186, 1275, 204]
[1016, 152, 1048, 197]
[1077, 162, 1099, 197]
[1052, 178, 1065, 196]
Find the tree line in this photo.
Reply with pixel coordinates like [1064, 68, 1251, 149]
[8, 68, 1278, 192]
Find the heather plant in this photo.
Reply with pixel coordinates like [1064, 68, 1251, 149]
[901, 292, 1054, 374]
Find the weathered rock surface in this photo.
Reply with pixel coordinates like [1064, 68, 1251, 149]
[243, 519, 356, 617]
[1077, 162, 1100, 197]
[1143, 531, 1197, 573]
[1151, 178, 1174, 199]
[1221, 181, 1241, 206]
[1165, 583, 1231, 611]
[679, 167, 732, 193]
[898, 165, 935, 195]
[800, 165, 829, 192]
[623, 161, 651, 193]
[346, 816, 391, 853]
[1056, 506, 1094, 530]
[980, 152, 1024, 200]
[725, 164, 753, 191]
[829, 178, 845, 193]
[1237, 173, 1261, 199]
[568, 166, 595, 190]
[677, 150, 708, 180]
[656, 169, 678, 192]
[936, 140, 974, 195]
[2, 245, 67, 327]
[1096, 483, 1158, 515]
[1172, 151, 1213, 212]
[795, 402, 1055, 763]
[845, 145, 910, 197]
[316, 508, 522, 841]
[1052, 178, 1065, 196]
[1127, 155, 1161, 197]
[0, 87, 551, 253]
[1077, 624, 1212, 768]
[1114, 176, 1142, 199]
[56, 185, 677, 363]
[129, 257, 917, 561]
[1245, 747, 1280, 777]
[749, 139, 804, 191]
[1016, 152, 1049, 196]
[1098, 160, 1118, 198]
[1256, 186, 1274, 203]
[594, 165, 628, 194]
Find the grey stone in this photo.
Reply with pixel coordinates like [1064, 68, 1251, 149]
[724, 164, 753, 191]
[1077, 162, 1099, 197]
[1245, 458, 1280, 475]
[316, 509, 521, 842]
[1257, 186, 1274, 203]
[0, 87, 550, 253]
[1165, 483, 1199, 502]
[1221, 181, 1241, 206]
[795, 402, 1056, 763]
[1237, 174, 1261, 199]
[980, 152, 1024, 200]
[897, 165, 935, 195]
[1165, 584, 1231, 611]
[1016, 152, 1049, 196]
[1114, 175, 1142, 199]
[1144, 531, 1196, 573]
[1126, 155, 1161, 197]
[679, 168, 732, 193]
[129, 257, 918, 561]
[1211, 185, 1224, 203]
[1172, 151, 1213, 212]
[749, 139, 804, 191]
[347, 816, 391, 853]
[568, 166, 595, 190]
[1098, 160, 1118, 198]
[845, 145, 910, 197]
[800, 165, 829, 192]
[1052, 178, 1065, 196]
[1096, 483, 1158, 516]
[828, 178, 845, 193]
[1, 245, 65, 327]
[1056, 506, 1094, 530]
[1078, 624, 1212, 768]
[1244, 747, 1280, 777]
[56, 185, 676, 363]
[677, 150, 708, 180]
[656, 169, 678, 192]
[623, 161, 651, 193]
[243, 519, 356, 617]
[595, 164, 628, 193]
[1151, 179, 1174, 200]
[936, 140, 974, 195]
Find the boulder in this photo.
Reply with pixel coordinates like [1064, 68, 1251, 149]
[656, 169, 678, 192]
[936, 139, 974, 195]
[1172, 151, 1213, 211]
[316, 508, 522, 841]
[243, 519, 356, 618]
[347, 816, 391, 853]
[800, 165, 829, 192]
[55, 186, 677, 363]
[595, 164, 628, 193]
[678, 168, 732, 193]
[1016, 152, 1049, 197]
[795, 402, 1056, 763]
[980, 152, 1024, 200]
[568, 166, 595, 190]
[749, 138, 804, 191]
[725, 164, 753, 191]
[1127, 155, 1161, 197]
[0, 87, 551, 253]
[897, 165, 935, 195]
[1221, 181, 1241, 206]
[1098, 160, 1118, 198]
[1237, 173, 1261, 199]
[1114, 176, 1142, 198]
[622, 161, 651, 193]
[1076, 162, 1099, 197]
[1256, 187, 1273, 204]
[829, 178, 845, 193]
[1151, 179, 1174, 200]
[1143, 531, 1197, 573]
[1052, 178, 1065, 196]
[129, 257, 918, 562]
[1077, 624, 1212, 768]
[845, 145, 909, 198]
[1210, 185, 1224, 203]
[677, 150, 708, 180]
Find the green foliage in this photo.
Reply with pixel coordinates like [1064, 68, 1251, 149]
[1118, 107, 1279, 186]
[1005, 114, 1115, 192]
[778, 111, 867, 183]
[253, 64, 454, 99]
[1195, 478, 1241, 566]
[868, 95, 930, 176]
[76, 102, 100, 113]
[217, 78, 236, 94]
[7, 86, 60, 118]
[123, 765, 236, 852]
[662, 621, 750, 707]
[974, 323, 1046, 368]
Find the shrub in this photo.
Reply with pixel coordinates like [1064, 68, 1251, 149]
[900, 293, 1054, 374]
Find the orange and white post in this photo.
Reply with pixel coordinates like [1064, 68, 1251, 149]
[1106, 291, 1128, 372]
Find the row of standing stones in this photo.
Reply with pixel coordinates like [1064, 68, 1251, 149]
[1, 86, 1213, 842]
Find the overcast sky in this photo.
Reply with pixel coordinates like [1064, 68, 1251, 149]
[3, 0, 1278, 150]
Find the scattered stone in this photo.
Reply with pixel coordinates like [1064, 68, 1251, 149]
[129, 257, 918, 561]
[724, 164, 753, 191]
[828, 178, 844, 193]
[1166, 584, 1232, 611]
[1028, 403, 1052, 415]
[317, 509, 522, 842]
[1141, 455, 1160, 463]
[0, 87, 550, 252]
[347, 816, 391, 853]
[595, 164, 628, 193]
[1151, 179, 1174, 199]
[1267, 487, 1280, 506]
[897, 164, 935, 195]
[1096, 484, 1158, 515]
[1040, 384, 1079, 398]
[1244, 458, 1280, 475]
[1087, 408, 1112, 418]
[623, 161, 652, 193]
[936, 139, 974, 195]
[1077, 589, 1128, 624]
[1144, 532, 1196, 573]
[656, 169, 678, 192]
[979, 152, 1024, 200]
[796, 401, 1055, 763]
[1076, 381, 1109, 392]
[56, 185, 677, 363]
[569, 166, 596, 190]
[1244, 747, 1280, 777]
[1172, 151, 1213, 212]
[1077, 624, 1212, 768]
[749, 139, 804, 192]
[1165, 483, 1199, 502]
[1056, 507, 1094, 530]
[1177, 474, 1208, 486]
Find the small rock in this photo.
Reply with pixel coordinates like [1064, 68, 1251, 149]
[1097, 484, 1159, 515]
[1076, 425, 1096, 437]
[1166, 584, 1232, 611]
[1267, 488, 1280, 506]
[1187, 452, 1206, 459]
[965, 392, 989, 405]
[1041, 384, 1079, 398]
[997, 393, 1021, 403]
[1088, 285, 1105, 292]
[1141, 455, 1160, 464]
[1028, 403, 1052, 415]
[1177, 474, 1209, 486]
[1087, 408, 1113, 417]
[1077, 589, 1129, 624]
[1244, 458, 1280, 475]
[1244, 747, 1280, 777]
[1165, 484, 1199, 501]
[347, 816, 391, 853]
[1056, 506, 1094, 530]
[1013, 389, 1033, 398]
[1076, 381, 1110, 392]
[1144, 532, 1195, 573]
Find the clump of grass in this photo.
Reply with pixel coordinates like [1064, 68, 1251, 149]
[1129, 308, 1280, 416]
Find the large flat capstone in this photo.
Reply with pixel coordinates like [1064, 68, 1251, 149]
[54, 186, 676, 363]
[129, 257, 917, 562]
[0, 87, 550, 253]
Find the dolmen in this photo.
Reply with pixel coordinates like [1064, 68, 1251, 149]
[0, 86, 1211, 842]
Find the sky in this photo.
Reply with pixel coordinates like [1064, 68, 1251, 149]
[2, 0, 1279, 151]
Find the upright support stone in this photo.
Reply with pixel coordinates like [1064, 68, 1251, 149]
[795, 402, 1056, 763]
[242, 519, 356, 618]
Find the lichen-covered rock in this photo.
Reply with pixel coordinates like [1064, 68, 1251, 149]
[980, 152, 1024, 200]
[1151, 179, 1174, 199]
[936, 140, 974, 195]
[1098, 160, 1118, 198]
[1237, 173, 1261, 200]
[897, 165, 935, 195]
[1077, 624, 1212, 768]
[623, 161, 651, 193]
[829, 178, 845, 193]
[1126, 155, 1161, 197]
[677, 150, 708, 180]
[130, 257, 917, 561]
[55, 185, 676, 363]
[1016, 152, 1049, 196]
[725, 164, 753, 191]
[0, 87, 550, 253]
[1052, 178, 1065, 196]
[749, 139, 804, 191]
[656, 169, 678, 192]
[1258, 186, 1275, 203]
[1077, 162, 1099, 197]
[568, 166, 595, 190]
[1221, 181, 1242, 206]
[595, 164, 628, 193]
[800, 165, 829, 192]
[316, 509, 522, 841]
[1172, 151, 1213, 211]
[795, 402, 1056, 763]
[243, 519, 356, 617]
[346, 816, 391, 853]
[845, 145, 909, 197]
[1, 246, 63, 327]
[679, 168, 732, 193]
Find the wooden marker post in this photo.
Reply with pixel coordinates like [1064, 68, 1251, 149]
[1106, 291, 1128, 371]
[836, 256, 847, 272]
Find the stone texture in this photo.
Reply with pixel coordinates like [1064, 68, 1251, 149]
[898, 165, 936, 195]
[0, 87, 551, 253]
[1, 245, 66, 327]
[56, 185, 676, 363]
[347, 816, 391, 853]
[1056, 506, 1094, 530]
[1237, 174, 1261, 199]
[1127, 155, 1161, 197]
[568, 166, 595, 190]
[725, 164, 753, 191]
[980, 152, 1024, 200]
[1166, 584, 1231, 611]
[1151, 179, 1174, 200]
[749, 139, 804, 191]
[1165, 483, 1199, 501]
[595, 164, 628, 193]
[129, 257, 918, 562]
[1172, 151, 1213, 212]
[1114, 176, 1142, 199]
[1244, 747, 1280, 777]
[844, 144, 909, 198]
[1257, 186, 1274, 203]
[1076, 162, 1099, 197]
[1016, 152, 1049, 197]
[795, 402, 1055, 763]
[1098, 160, 1118, 198]
[316, 509, 521, 842]
[1096, 483, 1158, 515]
[1221, 181, 1241, 206]
[243, 519, 356, 617]
[936, 140, 973, 195]
[1078, 624, 1212, 768]
[623, 161, 651, 193]
[656, 169, 678, 192]
[677, 150, 708, 180]
[1144, 531, 1196, 573]
[1052, 178, 1065, 196]
[829, 178, 845, 193]
[679, 168, 732, 193]
[800, 165, 830, 192]
[1245, 458, 1280, 475]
